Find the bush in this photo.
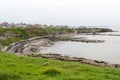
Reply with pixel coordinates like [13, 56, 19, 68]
[0, 73, 23, 80]
[42, 68, 61, 77]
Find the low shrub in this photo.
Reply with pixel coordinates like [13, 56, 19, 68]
[42, 68, 61, 77]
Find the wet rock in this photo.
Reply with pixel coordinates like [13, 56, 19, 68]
[2, 36, 51, 54]
[70, 38, 104, 43]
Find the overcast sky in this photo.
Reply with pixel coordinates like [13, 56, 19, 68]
[0, 0, 120, 26]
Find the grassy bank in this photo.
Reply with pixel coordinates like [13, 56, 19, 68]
[0, 27, 74, 48]
[0, 28, 46, 47]
[0, 51, 120, 80]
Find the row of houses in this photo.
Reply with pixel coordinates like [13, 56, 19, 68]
[0, 22, 68, 28]
[0, 22, 48, 28]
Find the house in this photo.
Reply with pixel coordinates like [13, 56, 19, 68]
[41, 24, 48, 28]
[0, 22, 9, 27]
[15, 22, 26, 28]
[9, 23, 16, 27]
[34, 24, 41, 28]
[26, 24, 34, 28]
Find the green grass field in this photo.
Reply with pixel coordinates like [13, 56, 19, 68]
[0, 51, 120, 80]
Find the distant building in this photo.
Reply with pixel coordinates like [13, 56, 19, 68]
[26, 24, 34, 28]
[0, 22, 9, 27]
[15, 22, 26, 28]
[34, 24, 41, 28]
[41, 24, 48, 28]
[9, 23, 16, 27]
[0, 22, 50, 28]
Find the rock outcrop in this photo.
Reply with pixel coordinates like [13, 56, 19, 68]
[2, 36, 53, 54]
[27, 54, 120, 68]
[57, 37, 105, 43]
[71, 38, 104, 43]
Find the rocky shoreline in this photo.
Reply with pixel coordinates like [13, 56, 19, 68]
[54, 34, 105, 43]
[3, 34, 105, 54]
[27, 53, 120, 68]
[2, 34, 120, 68]
[70, 38, 104, 43]
[2, 36, 54, 54]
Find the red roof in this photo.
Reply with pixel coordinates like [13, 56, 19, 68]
[34, 24, 41, 27]
[0, 22, 9, 26]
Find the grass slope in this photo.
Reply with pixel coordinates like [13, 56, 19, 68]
[0, 27, 74, 48]
[0, 51, 120, 80]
